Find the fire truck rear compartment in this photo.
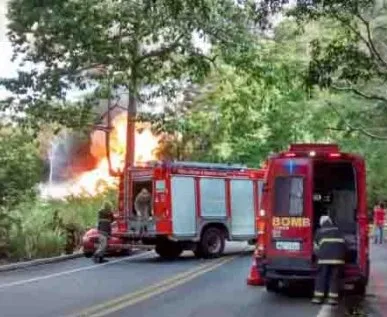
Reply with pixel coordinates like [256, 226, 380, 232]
[312, 161, 358, 264]
[132, 180, 153, 217]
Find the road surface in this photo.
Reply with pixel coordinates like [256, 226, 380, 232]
[0, 242, 386, 317]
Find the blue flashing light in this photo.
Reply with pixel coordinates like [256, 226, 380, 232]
[284, 159, 299, 174]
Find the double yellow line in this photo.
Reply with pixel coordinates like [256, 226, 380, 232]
[67, 256, 236, 317]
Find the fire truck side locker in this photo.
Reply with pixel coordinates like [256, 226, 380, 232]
[170, 176, 197, 237]
[230, 179, 256, 237]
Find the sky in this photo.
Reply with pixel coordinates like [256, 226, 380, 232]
[0, 0, 14, 98]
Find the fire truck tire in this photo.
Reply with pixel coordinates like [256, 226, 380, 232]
[200, 227, 225, 258]
[83, 251, 93, 258]
[193, 246, 204, 258]
[155, 241, 183, 260]
[265, 280, 279, 293]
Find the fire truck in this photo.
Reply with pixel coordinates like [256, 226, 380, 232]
[83, 161, 265, 259]
[253, 144, 369, 295]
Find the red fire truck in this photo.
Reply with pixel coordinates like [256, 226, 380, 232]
[83, 161, 265, 259]
[253, 144, 369, 295]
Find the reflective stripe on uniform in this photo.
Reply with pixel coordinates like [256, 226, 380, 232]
[319, 238, 345, 244]
[314, 291, 324, 297]
[328, 292, 339, 298]
[317, 259, 345, 264]
[320, 227, 339, 232]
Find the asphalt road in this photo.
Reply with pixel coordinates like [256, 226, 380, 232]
[0, 242, 386, 317]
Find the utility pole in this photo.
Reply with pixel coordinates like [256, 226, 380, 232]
[123, 89, 137, 219]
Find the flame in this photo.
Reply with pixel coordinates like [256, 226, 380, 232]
[43, 112, 160, 199]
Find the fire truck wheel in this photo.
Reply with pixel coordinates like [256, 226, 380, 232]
[155, 241, 183, 260]
[200, 227, 225, 258]
[83, 252, 93, 258]
[193, 246, 204, 258]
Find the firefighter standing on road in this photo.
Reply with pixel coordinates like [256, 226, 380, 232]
[312, 215, 346, 305]
[93, 201, 115, 264]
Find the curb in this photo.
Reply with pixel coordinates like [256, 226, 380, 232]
[0, 252, 84, 273]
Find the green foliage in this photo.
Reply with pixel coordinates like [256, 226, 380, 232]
[2, 0, 255, 128]
[4, 189, 116, 261]
[155, 21, 343, 165]
[0, 128, 43, 207]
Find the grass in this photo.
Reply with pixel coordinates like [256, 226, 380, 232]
[3, 189, 117, 262]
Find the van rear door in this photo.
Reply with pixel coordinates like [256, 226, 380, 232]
[267, 158, 313, 259]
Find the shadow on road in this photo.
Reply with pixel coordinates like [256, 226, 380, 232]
[116, 248, 254, 265]
[332, 295, 382, 317]
[268, 289, 381, 317]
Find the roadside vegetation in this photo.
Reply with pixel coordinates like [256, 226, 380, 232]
[1, 0, 387, 262]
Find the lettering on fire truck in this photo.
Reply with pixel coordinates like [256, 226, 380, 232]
[272, 217, 311, 228]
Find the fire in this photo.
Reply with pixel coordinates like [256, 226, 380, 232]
[43, 112, 161, 199]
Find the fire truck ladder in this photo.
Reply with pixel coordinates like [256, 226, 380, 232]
[138, 161, 248, 171]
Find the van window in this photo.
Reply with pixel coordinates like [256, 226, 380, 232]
[274, 176, 304, 216]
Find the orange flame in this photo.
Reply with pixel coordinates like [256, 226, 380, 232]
[44, 112, 160, 198]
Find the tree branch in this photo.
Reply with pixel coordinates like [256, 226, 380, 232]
[331, 11, 387, 71]
[138, 34, 185, 62]
[355, 10, 387, 69]
[332, 85, 387, 103]
[327, 101, 387, 140]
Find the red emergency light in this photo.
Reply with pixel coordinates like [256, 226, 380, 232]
[284, 152, 296, 158]
[328, 153, 341, 158]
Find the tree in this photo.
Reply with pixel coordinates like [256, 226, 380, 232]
[259, 0, 387, 138]
[2, 0, 257, 209]
[153, 19, 350, 165]
[1, 0, 254, 127]
[0, 128, 43, 206]
[0, 128, 43, 258]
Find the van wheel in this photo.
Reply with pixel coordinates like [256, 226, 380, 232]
[266, 280, 279, 293]
[155, 241, 183, 260]
[200, 227, 225, 259]
[354, 282, 367, 297]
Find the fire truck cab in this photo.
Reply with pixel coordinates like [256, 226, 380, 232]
[256, 144, 369, 294]
[114, 161, 265, 259]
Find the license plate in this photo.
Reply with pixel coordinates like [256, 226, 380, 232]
[275, 241, 301, 251]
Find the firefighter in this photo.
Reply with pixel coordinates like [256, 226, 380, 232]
[134, 188, 152, 220]
[93, 201, 115, 264]
[312, 215, 346, 305]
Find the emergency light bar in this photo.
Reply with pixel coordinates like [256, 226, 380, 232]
[289, 143, 340, 153]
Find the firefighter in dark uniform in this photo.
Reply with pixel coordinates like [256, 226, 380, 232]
[93, 201, 115, 264]
[312, 215, 346, 305]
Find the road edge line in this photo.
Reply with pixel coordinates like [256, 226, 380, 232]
[0, 252, 84, 273]
[0, 251, 153, 290]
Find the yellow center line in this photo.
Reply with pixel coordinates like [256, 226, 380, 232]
[67, 256, 236, 317]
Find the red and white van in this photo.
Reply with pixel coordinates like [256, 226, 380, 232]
[255, 144, 369, 295]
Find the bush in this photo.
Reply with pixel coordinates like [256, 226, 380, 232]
[6, 189, 116, 261]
